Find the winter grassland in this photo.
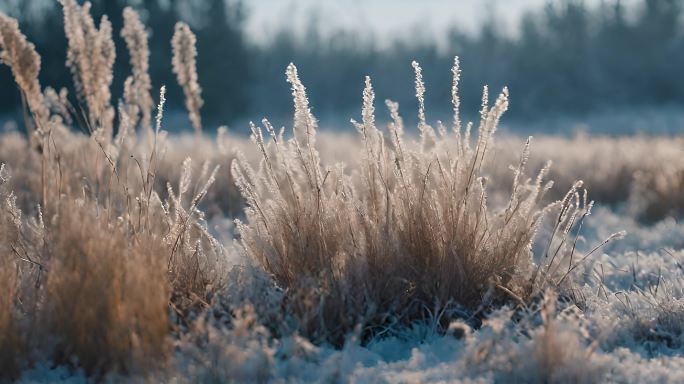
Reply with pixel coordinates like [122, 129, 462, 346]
[2, 3, 684, 383]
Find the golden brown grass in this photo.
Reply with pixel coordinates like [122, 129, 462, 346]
[41, 199, 170, 375]
[0, 261, 22, 380]
[0, 233, 22, 379]
[0, 164, 27, 379]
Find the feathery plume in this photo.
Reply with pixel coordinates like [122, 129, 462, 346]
[0, 13, 49, 135]
[172, 22, 203, 136]
[286, 62, 322, 187]
[121, 7, 153, 134]
[412, 61, 426, 127]
[286, 62, 318, 145]
[60, 0, 116, 138]
[43, 87, 72, 125]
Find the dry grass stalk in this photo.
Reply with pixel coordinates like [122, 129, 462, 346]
[0, 255, 21, 379]
[0, 12, 49, 142]
[121, 7, 153, 136]
[60, 0, 116, 138]
[172, 22, 203, 136]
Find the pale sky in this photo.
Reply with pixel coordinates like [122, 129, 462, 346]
[243, 0, 639, 47]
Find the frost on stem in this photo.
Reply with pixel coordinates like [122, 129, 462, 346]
[286, 62, 322, 189]
[451, 56, 462, 136]
[412, 61, 436, 149]
[155, 85, 167, 136]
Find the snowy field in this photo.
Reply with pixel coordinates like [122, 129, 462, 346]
[3, 128, 684, 383]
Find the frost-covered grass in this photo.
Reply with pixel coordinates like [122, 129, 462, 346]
[2, 4, 684, 383]
[488, 134, 684, 223]
[230, 61, 600, 346]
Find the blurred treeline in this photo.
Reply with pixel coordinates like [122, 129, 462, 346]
[2, 0, 684, 130]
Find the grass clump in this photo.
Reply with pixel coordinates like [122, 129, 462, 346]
[233, 59, 599, 344]
[0, 5, 231, 378]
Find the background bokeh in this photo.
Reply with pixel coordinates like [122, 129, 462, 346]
[2, 0, 683, 134]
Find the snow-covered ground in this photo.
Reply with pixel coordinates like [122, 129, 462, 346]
[10, 205, 684, 383]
